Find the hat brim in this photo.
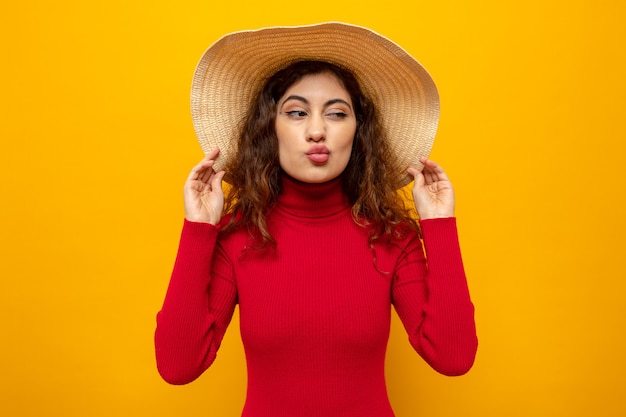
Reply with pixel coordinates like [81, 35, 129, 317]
[191, 22, 439, 187]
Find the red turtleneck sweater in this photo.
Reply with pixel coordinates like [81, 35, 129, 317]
[155, 175, 477, 417]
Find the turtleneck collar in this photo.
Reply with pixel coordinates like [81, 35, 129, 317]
[275, 174, 351, 219]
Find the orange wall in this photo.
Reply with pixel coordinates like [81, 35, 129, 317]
[1, 1, 625, 416]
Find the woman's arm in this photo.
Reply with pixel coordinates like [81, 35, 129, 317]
[154, 220, 237, 385]
[392, 218, 477, 376]
[155, 149, 236, 384]
[395, 159, 477, 375]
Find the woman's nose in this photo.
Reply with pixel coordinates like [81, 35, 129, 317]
[307, 114, 326, 142]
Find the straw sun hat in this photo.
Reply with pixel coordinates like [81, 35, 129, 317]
[190, 22, 439, 186]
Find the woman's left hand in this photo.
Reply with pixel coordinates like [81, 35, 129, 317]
[407, 157, 455, 220]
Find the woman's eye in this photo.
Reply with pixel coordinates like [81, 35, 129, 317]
[327, 112, 348, 119]
[285, 110, 308, 118]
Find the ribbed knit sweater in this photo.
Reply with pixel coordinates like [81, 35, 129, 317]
[155, 175, 477, 417]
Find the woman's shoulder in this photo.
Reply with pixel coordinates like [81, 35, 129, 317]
[364, 218, 421, 246]
[367, 217, 421, 250]
[216, 213, 260, 253]
[361, 222, 422, 275]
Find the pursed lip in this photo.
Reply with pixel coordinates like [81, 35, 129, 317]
[306, 145, 330, 155]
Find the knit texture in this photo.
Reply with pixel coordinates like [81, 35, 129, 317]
[155, 175, 477, 417]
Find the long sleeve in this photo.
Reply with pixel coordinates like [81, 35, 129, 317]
[391, 217, 477, 376]
[154, 219, 238, 385]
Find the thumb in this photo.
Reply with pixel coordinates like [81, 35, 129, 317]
[211, 170, 226, 192]
[408, 167, 425, 188]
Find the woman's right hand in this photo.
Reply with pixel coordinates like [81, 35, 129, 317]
[183, 148, 226, 225]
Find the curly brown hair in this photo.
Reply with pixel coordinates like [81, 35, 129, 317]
[222, 60, 418, 246]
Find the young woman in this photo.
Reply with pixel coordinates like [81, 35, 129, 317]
[155, 23, 477, 417]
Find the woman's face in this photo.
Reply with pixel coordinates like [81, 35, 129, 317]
[275, 72, 357, 183]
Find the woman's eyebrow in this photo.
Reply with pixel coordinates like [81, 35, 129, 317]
[281, 95, 309, 106]
[281, 96, 353, 110]
[325, 98, 353, 110]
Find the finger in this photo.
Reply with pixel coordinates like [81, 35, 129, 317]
[419, 158, 450, 182]
[192, 148, 221, 182]
[425, 168, 442, 185]
[187, 158, 215, 183]
[419, 157, 442, 172]
[418, 158, 436, 183]
[205, 147, 220, 161]
[199, 162, 216, 183]
[407, 167, 424, 186]
[210, 170, 226, 193]
[408, 167, 425, 189]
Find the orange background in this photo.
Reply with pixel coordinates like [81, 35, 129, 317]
[1, 1, 625, 416]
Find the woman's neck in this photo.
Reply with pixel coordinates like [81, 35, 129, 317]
[276, 174, 351, 218]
